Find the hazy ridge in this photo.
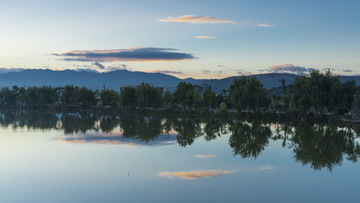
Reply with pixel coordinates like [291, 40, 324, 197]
[0, 69, 359, 93]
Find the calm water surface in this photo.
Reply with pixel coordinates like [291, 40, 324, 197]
[0, 111, 359, 202]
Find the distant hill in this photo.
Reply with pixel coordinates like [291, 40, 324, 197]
[0, 69, 182, 91]
[0, 69, 359, 93]
[198, 73, 299, 93]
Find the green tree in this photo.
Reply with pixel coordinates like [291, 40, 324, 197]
[100, 89, 119, 107]
[0, 87, 16, 106]
[162, 90, 174, 108]
[352, 87, 360, 113]
[202, 86, 217, 109]
[78, 87, 97, 107]
[292, 75, 312, 111]
[61, 85, 80, 107]
[293, 70, 356, 113]
[175, 82, 200, 109]
[16, 87, 27, 106]
[229, 76, 271, 111]
[136, 83, 162, 109]
[39, 86, 58, 106]
[341, 80, 357, 111]
[120, 86, 137, 108]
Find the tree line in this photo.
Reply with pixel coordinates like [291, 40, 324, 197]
[0, 70, 359, 114]
[0, 82, 221, 111]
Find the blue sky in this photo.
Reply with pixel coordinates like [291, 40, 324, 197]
[0, 0, 359, 78]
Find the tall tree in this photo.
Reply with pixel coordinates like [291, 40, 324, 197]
[120, 86, 137, 108]
[202, 86, 217, 109]
[100, 89, 119, 107]
[229, 76, 271, 111]
[61, 85, 80, 107]
[175, 82, 200, 109]
[136, 83, 162, 109]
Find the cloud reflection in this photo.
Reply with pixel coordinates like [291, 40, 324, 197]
[195, 154, 216, 159]
[257, 165, 275, 171]
[158, 15, 235, 24]
[58, 132, 178, 147]
[158, 169, 237, 180]
[195, 36, 216, 39]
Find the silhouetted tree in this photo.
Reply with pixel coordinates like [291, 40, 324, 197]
[100, 89, 119, 107]
[120, 86, 137, 108]
[229, 76, 271, 111]
[202, 86, 217, 110]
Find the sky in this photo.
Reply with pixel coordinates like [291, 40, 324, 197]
[0, 0, 359, 79]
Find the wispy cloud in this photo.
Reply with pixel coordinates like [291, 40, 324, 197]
[244, 22, 276, 28]
[149, 70, 184, 76]
[256, 23, 275, 27]
[235, 69, 253, 76]
[195, 154, 216, 159]
[158, 169, 237, 180]
[267, 64, 313, 75]
[194, 36, 216, 39]
[53, 48, 196, 62]
[343, 69, 352, 73]
[158, 15, 235, 24]
[202, 70, 223, 75]
[93, 61, 105, 69]
[106, 64, 129, 71]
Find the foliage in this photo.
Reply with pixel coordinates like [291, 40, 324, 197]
[229, 76, 271, 111]
[175, 82, 199, 109]
[136, 83, 162, 109]
[100, 89, 119, 107]
[202, 86, 217, 109]
[120, 86, 137, 108]
[293, 70, 357, 112]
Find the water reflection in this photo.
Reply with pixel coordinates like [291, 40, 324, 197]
[60, 131, 178, 146]
[62, 112, 97, 134]
[1, 110, 360, 171]
[292, 123, 359, 171]
[195, 154, 216, 159]
[228, 120, 272, 158]
[0, 110, 58, 129]
[158, 169, 237, 180]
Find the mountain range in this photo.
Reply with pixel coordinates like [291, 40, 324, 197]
[0, 69, 359, 93]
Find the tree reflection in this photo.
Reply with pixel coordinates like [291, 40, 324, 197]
[62, 112, 97, 134]
[1, 110, 360, 171]
[0, 110, 58, 129]
[172, 117, 203, 147]
[119, 115, 163, 142]
[272, 122, 295, 148]
[228, 120, 271, 158]
[100, 115, 119, 133]
[291, 123, 360, 171]
[203, 118, 227, 141]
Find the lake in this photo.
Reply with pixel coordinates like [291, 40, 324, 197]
[0, 111, 359, 202]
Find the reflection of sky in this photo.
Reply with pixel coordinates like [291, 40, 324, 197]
[0, 125, 360, 203]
